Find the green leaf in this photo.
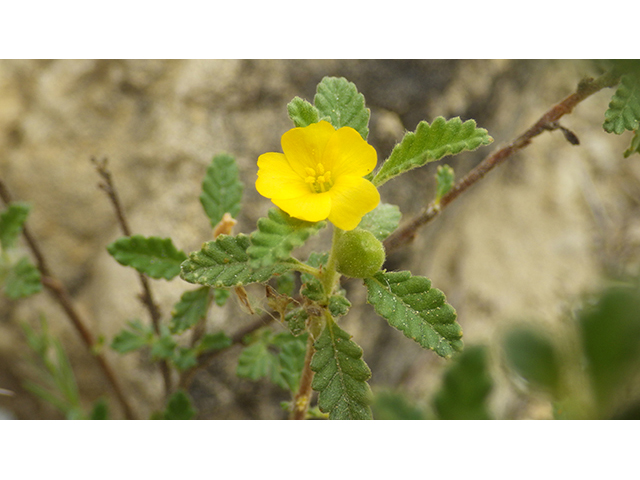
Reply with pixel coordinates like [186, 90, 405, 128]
[433, 345, 493, 420]
[314, 77, 370, 140]
[0, 202, 30, 250]
[200, 153, 243, 228]
[272, 334, 308, 392]
[623, 130, 640, 158]
[169, 287, 211, 334]
[150, 328, 178, 360]
[172, 347, 198, 370]
[287, 96, 320, 128]
[435, 164, 455, 204]
[364, 271, 463, 358]
[328, 295, 351, 318]
[373, 117, 493, 187]
[181, 234, 295, 288]
[578, 286, 640, 413]
[162, 390, 196, 420]
[372, 390, 427, 420]
[237, 340, 273, 381]
[502, 324, 560, 396]
[89, 398, 109, 420]
[198, 331, 232, 353]
[603, 74, 640, 134]
[300, 252, 328, 301]
[310, 319, 372, 420]
[357, 203, 402, 241]
[110, 320, 153, 354]
[4, 256, 42, 299]
[248, 208, 326, 268]
[107, 235, 187, 280]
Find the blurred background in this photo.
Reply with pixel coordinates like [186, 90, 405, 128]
[1, 59, 638, 419]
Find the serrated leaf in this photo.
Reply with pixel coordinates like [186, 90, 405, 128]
[433, 345, 492, 420]
[578, 286, 640, 413]
[328, 295, 351, 318]
[107, 235, 187, 280]
[4, 256, 42, 299]
[200, 153, 243, 228]
[310, 319, 372, 420]
[169, 287, 211, 334]
[110, 320, 152, 354]
[502, 324, 560, 396]
[300, 252, 328, 301]
[364, 271, 463, 358]
[237, 341, 273, 381]
[373, 117, 493, 187]
[181, 234, 295, 288]
[0, 202, 30, 250]
[162, 390, 196, 420]
[248, 208, 326, 268]
[314, 77, 370, 140]
[604, 74, 640, 134]
[435, 164, 455, 204]
[288, 96, 320, 128]
[357, 203, 402, 241]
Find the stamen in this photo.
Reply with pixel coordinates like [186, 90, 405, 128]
[305, 176, 316, 184]
[305, 167, 316, 177]
[316, 163, 325, 175]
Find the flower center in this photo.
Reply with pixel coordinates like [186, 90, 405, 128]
[304, 163, 334, 193]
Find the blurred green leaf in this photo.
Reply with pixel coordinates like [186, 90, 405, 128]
[3, 256, 42, 299]
[372, 390, 427, 420]
[111, 320, 153, 354]
[198, 331, 232, 353]
[288, 96, 320, 128]
[433, 345, 493, 420]
[169, 287, 211, 334]
[0, 202, 30, 250]
[162, 390, 196, 420]
[150, 328, 178, 360]
[107, 235, 187, 280]
[200, 153, 243, 228]
[623, 130, 640, 158]
[172, 347, 198, 370]
[357, 203, 402, 241]
[89, 398, 109, 420]
[603, 73, 640, 134]
[314, 76, 370, 140]
[579, 286, 640, 412]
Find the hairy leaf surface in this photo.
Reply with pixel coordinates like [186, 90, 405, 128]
[200, 153, 243, 228]
[357, 203, 401, 241]
[107, 235, 187, 280]
[288, 96, 320, 128]
[248, 208, 325, 268]
[373, 117, 492, 186]
[314, 77, 370, 140]
[310, 319, 372, 420]
[365, 271, 463, 358]
[181, 234, 294, 287]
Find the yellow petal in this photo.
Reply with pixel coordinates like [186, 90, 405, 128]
[256, 152, 310, 200]
[327, 176, 380, 231]
[322, 126, 377, 178]
[272, 191, 332, 223]
[281, 121, 335, 178]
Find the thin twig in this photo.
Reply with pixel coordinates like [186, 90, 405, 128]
[383, 70, 621, 254]
[91, 157, 172, 397]
[0, 179, 137, 419]
[290, 333, 315, 420]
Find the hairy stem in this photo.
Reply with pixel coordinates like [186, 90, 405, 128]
[0, 179, 137, 419]
[290, 332, 316, 420]
[383, 70, 621, 253]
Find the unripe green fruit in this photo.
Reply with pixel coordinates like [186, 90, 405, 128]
[335, 229, 386, 278]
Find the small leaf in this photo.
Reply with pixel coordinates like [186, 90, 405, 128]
[578, 286, 640, 413]
[237, 339, 273, 381]
[4, 256, 42, 299]
[300, 252, 328, 301]
[364, 271, 463, 358]
[373, 117, 493, 187]
[162, 390, 196, 420]
[248, 208, 326, 268]
[181, 234, 295, 288]
[150, 328, 178, 360]
[89, 398, 109, 420]
[310, 319, 372, 420]
[198, 331, 232, 353]
[623, 130, 640, 158]
[372, 390, 427, 420]
[314, 77, 370, 140]
[200, 153, 243, 228]
[603, 73, 640, 134]
[328, 295, 351, 318]
[0, 202, 31, 250]
[111, 320, 152, 354]
[433, 345, 493, 420]
[357, 203, 402, 241]
[287, 96, 320, 128]
[169, 287, 211, 334]
[502, 324, 560, 396]
[107, 235, 187, 280]
[435, 164, 455, 204]
[172, 347, 198, 370]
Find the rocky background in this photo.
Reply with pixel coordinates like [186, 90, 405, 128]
[1, 59, 637, 419]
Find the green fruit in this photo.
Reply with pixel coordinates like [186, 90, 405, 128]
[335, 229, 386, 278]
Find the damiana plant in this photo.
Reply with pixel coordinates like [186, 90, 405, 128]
[3, 64, 640, 420]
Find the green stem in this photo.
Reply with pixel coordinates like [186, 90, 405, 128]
[288, 258, 322, 278]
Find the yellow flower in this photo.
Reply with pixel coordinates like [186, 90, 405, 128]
[256, 121, 380, 231]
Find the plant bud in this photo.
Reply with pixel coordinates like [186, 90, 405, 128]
[335, 229, 385, 278]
